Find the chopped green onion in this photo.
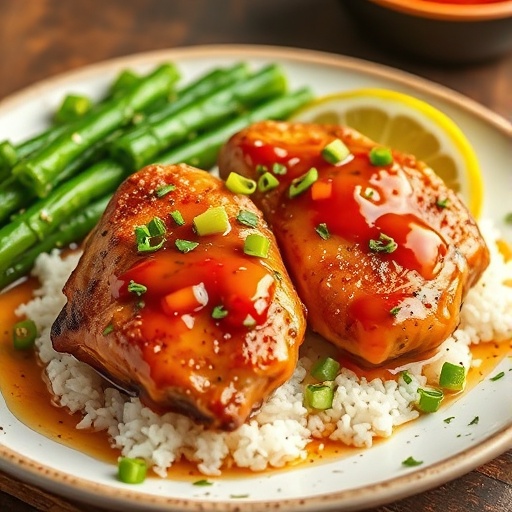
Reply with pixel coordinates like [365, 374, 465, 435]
[417, 387, 444, 413]
[193, 206, 230, 236]
[305, 383, 335, 410]
[315, 223, 330, 240]
[13, 319, 37, 350]
[436, 197, 450, 209]
[402, 456, 423, 467]
[236, 210, 258, 228]
[54, 94, 92, 124]
[256, 164, 268, 175]
[390, 306, 401, 316]
[272, 162, 287, 175]
[135, 225, 150, 244]
[439, 362, 466, 391]
[468, 416, 479, 426]
[225, 172, 256, 195]
[490, 371, 505, 381]
[444, 416, 455, 424]
[0, 140, 18, 170]
[257, 172, 280, 192]
[155, 183, 176, 198]
[321, 138, 350, 164]
[243, 234, 270, 258]
[117, 457, 147, 484]
[243, 314, 257, 328]
[363, 187, 375, 198]
[102, 323, 114, 336]
[369, 146, 393, 166]
[310, 356, 340, 381]
[170, 210, 185, 226]
[288, 167, 318, 198]
[369, 233, 397, 254]
[193, 479, 213, 486]
[175, 239, 199, 253]
[147, 216, 166, 237]
[212, 305, 228, 320]
[128, 280, 147, 297]
[401, 370, 412, 384]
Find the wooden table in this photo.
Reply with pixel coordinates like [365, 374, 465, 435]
[0, 1, 510, 511]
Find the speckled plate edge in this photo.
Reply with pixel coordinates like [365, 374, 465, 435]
[0, 44, 510, 512]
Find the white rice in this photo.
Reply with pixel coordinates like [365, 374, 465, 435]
[16, 220, 512, 476]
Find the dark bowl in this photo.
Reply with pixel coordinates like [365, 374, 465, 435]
[344, 0, 512, 63]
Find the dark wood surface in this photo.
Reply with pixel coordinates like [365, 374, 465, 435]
[0, 1, 510, 511]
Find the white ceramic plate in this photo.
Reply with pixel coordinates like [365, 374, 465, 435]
[0, 45, 511, 512]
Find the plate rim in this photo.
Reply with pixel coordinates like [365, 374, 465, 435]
[0, 43, 510, 512]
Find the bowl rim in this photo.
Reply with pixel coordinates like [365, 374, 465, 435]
[365, 0, 512, 21]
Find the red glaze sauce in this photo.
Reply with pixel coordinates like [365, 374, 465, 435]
[241, 138, 447, 281]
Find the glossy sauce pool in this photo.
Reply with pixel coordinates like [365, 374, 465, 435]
[0, 278, 510, 480]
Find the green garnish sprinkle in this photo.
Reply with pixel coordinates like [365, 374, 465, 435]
[390, 306, 401, 316]
[288, 167, 318, 198]
[175, 239, 199, 253]
[193, 479, 213, 486]
[315, 223, 330, 240]
[468, 416, 479, 426]
[401, 371, 412, 385]
[436, 197, 450, 208]
[272, 162, 287, 175]
[128, 280, 147, 296]
[369, 146, 393, 166]
[155, 183, 176, 198]
[369, 232, 398, 253]
[236, 210, 258, 228]
[103, 324, 114, 336]
[402, 456, 423, 467]
[212, 305, 228, 320]
[13, 319, 38, 350]
[170, 210, 185, 226]
[490, 371, 505, 381]
[444, 416, 455, 424]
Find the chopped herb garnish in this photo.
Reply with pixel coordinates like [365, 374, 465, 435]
[117, 457, 147, 484]
[305, 383, 335, 410]
[468, 416, 479, 426]
[135, 217, 167, 253]
[212, 305, 228, 320]
[436, 197, 450, 208]
[243, 314, 257, 328]
[402, 456, 423, 467]
[311, 356, 340, 381]
[136, 300, 145, 311]
[369, 146, 393, 166]
[244, 233, 270, 258]
[272, 162, 287, 175]
[390, 306, 401, 316]
[490, 371, 505, 381]
[444, 416, 455, 424]
[193, 479, 213, 486]
[230, 494, 250, 499]
[147, 216, 166, 237]
[193, 206, 229, 236]
[258, 172, 280, 192]
[155, 183, 175, 198]
[225, 172, 257, 195]
[175, 239, 199, 253]
[369, 232, 398, 254]
[363, 187, 375, 198]
[288, 167, 318, 198]
[103, 324, 114, 336]
[315, 223, 330, 240]
[13, 319, 38, 350]
[401, 371, 412, 385]
[128, 280, 147, 296]
[439, 362, 466, 391]
[417, 387, 444, 413]
[170, 210, 185, 226]
[256, 164, 268, 175]
[236, 210, 258, 228]
[321, 138, 350, 164]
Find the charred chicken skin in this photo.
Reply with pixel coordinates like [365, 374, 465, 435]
[218, 120, 490, 366]
[51, 163, 306, 430]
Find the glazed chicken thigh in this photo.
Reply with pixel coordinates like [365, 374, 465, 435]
[218, 121, 490, 366]
[51, 163, 306, 430]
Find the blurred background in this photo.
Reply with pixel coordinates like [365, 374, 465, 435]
[0, 0, 511, 119]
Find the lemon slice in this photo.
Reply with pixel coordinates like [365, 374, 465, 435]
[290, 88, 483, 218]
